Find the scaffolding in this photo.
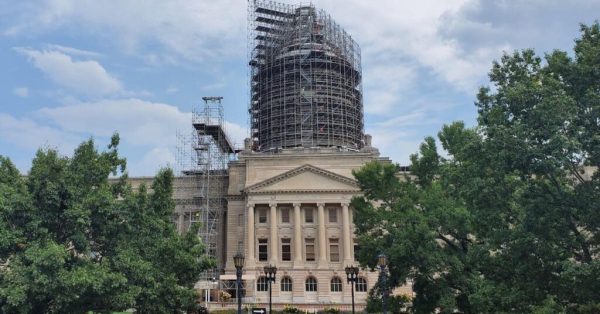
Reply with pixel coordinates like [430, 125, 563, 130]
[249, 0, 364, 152]
[175, 96, 239, 281]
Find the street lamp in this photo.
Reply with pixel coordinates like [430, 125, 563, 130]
[263, 265, 277, 314]
[345, 265, 359, 314]
[233, 253, 245, 314]
[378, 253, 388, 314]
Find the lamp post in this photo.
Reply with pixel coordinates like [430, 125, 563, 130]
[378, 253, 388, 314]
[233, 253, 245, 314]
[264, 265, 277, 313]
[345, 265, 359, 314]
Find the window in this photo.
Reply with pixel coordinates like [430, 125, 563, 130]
[238, 214, 243, 226]
[305, 276, 318, 292]
[281, 276, 293, 292]
[304, 208, 314, 223]
[330, 277, 343, 292]
[328, 208, 337, 223]
[281, 238, 291, 261]
[281, 208, 290, 223]
[258, 209, 267, 224]
[329, 238, 339, 262]
[305, 238, 315, 261]
[258, 239, 268, 261]
[356, 277, 367, 292]
[257, 276, 269, 292]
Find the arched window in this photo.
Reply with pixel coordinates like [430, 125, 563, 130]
[257, 276, 268, 292]
[355, 277, 367, 292]
[330, 276, 342, 292]
[305, 276, 318, 292]
[281, 276, 293, 292]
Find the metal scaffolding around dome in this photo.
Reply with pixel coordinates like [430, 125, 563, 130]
[248, 0, 364, 152]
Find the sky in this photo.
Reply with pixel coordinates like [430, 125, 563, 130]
[1, 0, 599, 176]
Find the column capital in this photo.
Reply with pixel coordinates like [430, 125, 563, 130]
[293, 202, 302, 208]
[247, 203, 255, 209]
[341, 202, 350, 208]
[316, 202, 325, 208]
[269, 202, 278, 209]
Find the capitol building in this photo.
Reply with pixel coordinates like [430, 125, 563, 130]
[129, 1, 412, 311]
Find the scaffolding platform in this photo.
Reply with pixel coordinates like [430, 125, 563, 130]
[192, 122, 240, 154]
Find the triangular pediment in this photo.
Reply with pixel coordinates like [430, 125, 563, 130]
[245, 164, 359, 194]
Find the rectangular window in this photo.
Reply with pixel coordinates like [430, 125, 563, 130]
[330, 238, 340, 262]
[258, 239, 268, 261]
[328, 208, 337, 223]
[281, 238, 291, 261]
[305, 208, 314, 223]
[281, 208, 290, 223]
[305, 238, 315, 261]
[258, 209, 267, 224]
[238, 214, 243, 226]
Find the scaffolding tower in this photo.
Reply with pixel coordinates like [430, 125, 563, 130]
[176, 96, 239, 281]
[249, 0, 364, 152]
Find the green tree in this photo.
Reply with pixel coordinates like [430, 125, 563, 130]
[352, 23, 600, 313]
[0, 135, 213, 313]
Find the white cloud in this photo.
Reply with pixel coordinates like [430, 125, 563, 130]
[5, 0, 247, 63]
[363, 64, 417, 114]
[315, 0, 496, 96]
[129, 146, 176, 176]
[46, 44, 103, 58]
[13, 87, 29, 98]
[1, 98, 246, 175]
[35, 98, 247, 171]
[15, 47, 122, 96]
[0, 113, 79, 152]
[367, 125, 418, 166]
[224, 121, 248, 148]
[36, 98, 189, 146]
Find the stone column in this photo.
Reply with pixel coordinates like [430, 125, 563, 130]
[270, 202, 278, 265]
[293, 203, 303, 266]
[342, 202, 352, 264]
[247, 204, 256, 267]
[317, 203, 328, 267]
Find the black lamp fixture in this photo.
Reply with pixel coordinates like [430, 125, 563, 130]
[345, 265, 359, 314]
[264, 264, 277, 314]
[233, 253, 245, 314]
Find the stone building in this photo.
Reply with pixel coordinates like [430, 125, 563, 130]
[218, 143, 389, 311]
[163, 1, 405, 311]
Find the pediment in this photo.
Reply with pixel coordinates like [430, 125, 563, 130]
[245, 164, 360, 194]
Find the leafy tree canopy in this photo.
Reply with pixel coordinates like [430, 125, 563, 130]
[0, 134, 213, 313]
[352, 23, 600, 313]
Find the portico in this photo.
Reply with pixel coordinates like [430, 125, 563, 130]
[221, 148, 387, 310]
[245, 200, 354, 268]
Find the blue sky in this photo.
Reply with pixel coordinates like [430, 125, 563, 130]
[1, 0, 599, 176]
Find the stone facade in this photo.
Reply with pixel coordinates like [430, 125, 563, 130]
[217, 146, 390, 311]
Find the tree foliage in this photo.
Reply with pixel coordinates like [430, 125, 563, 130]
[0, 135, 212, 313]
[352, 23, 600, 313]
